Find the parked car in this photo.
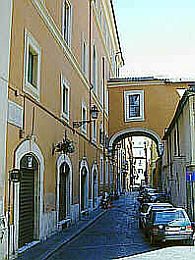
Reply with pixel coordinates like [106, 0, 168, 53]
[140, 187, 157, 196]
[137, 188, 157, 203]
[139, 202, 173, 229]
[147, 192, 171, 203]
[132, 184, 140, 192]
[146, 208, 194, 245]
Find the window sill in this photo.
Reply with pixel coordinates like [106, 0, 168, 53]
[125, 117, 145, 122]
[60, 113, 69, 123]
[92, 139, 97, 145]
[81, 128, 87, 135]
[24, 82, 40, 101]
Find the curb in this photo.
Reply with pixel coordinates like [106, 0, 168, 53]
[41, 210, 106, 260]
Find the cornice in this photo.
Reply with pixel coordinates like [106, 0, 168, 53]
[101, 0, 119, 52]
[107, 81, 166, 88]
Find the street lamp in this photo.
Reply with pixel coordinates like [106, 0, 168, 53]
[73, 105, 99, 128]
[9, 169, 21, 183]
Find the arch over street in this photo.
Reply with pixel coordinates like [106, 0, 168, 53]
[108, 77, 193, 156]
[109, 127, 163, 156]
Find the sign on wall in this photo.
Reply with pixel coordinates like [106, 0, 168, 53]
[186, 171, 195, 182]
[7, 100, 23, 128]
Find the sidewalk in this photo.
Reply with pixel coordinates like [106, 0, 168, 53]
[17, 207, 106, 260]
[117, 246, 195, 260]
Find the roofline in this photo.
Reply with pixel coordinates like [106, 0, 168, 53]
[108, 77, 195, 84]
[110, 0, 124, 66]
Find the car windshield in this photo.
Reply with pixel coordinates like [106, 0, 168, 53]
[154, 211, 186, 224]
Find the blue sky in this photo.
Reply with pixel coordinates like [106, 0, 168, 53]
[113, 0, 195, 79]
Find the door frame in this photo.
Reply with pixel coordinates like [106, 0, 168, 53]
[79, 158, 89, 213]
[91, 163, 98, 209]
[14, 139, 44, 250]
[19, 154, 38, 248]
[56, 154, 72, 225]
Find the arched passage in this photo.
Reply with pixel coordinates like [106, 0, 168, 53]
[109, 127, 163, 156]
[108, 127, 162, 191]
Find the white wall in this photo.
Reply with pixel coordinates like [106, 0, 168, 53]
[0, 1, 13, 258]
[0, 0, 12, 213]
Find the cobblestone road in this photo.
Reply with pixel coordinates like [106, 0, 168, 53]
[47, 193, 155, 260]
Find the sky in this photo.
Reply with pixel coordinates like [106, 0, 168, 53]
[113, 0, 195, 80]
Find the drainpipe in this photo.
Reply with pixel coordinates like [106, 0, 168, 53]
[102, 57, 106, 192]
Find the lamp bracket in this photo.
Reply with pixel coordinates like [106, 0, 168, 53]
[73, 120, 91, 129]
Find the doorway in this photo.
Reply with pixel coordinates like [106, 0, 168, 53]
[59, 163, 70, 221]
[18, 154, 39, 248]
[93, 171, 98, 208]
[81, 167, 88, 211]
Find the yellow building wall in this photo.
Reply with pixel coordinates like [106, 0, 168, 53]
[6, 0, 119, 219]
[108, 81, 189, 139]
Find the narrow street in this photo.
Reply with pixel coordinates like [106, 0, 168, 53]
[47, 193, 155, 260]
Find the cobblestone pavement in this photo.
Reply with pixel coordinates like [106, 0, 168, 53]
[47, 192, 155, 260]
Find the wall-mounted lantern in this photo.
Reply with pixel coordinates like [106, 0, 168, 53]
[73, 104, 99, 128]
[9, 169, 21, 183]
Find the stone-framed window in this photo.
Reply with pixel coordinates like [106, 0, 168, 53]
[61, 76, 70, 121]
[24, 30, 41, 100]
[81, 102, 87, 134]
[92, 44, 98, 93]
[92, 120, 97, 143]
[81, 38, 88, 77]
[124, 90, 144, 122]
[62, 0, 72, 46]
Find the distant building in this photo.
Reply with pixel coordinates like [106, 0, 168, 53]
[132, 137, 147, 186]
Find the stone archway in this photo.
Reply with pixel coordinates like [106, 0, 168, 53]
[80, 159, 89, 213]
[59, 163, 70, 221]
[56, 154, 73, 225]
[14, 139, 44, 250]
[109, 127, 163, 156]
[81, 168, 88, 211]
[19, 153, 39, 248]
[91, 163, 98, 209]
